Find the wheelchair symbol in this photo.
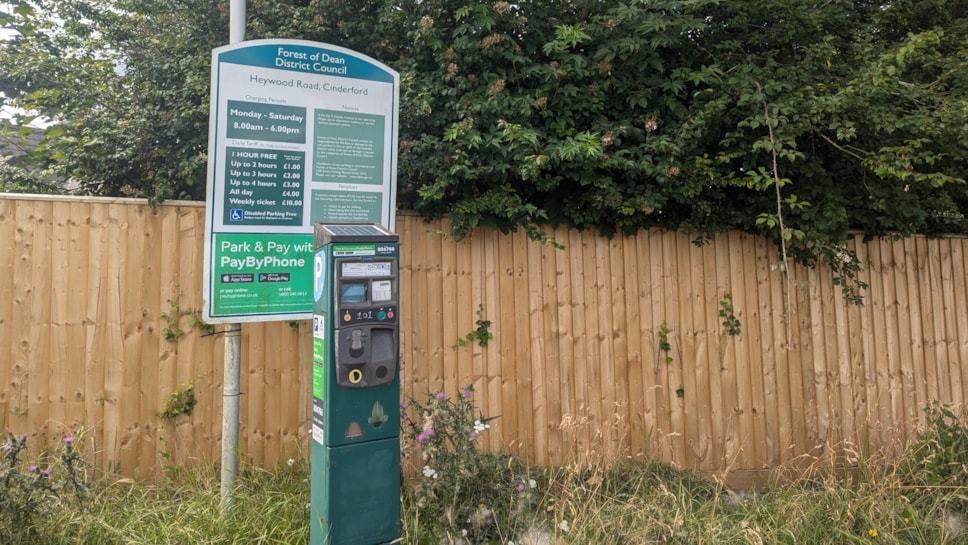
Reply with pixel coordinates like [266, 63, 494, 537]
[229, 209, 244, 221]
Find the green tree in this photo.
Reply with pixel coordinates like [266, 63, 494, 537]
[1, 0, 227, 203]
[2, 0, 966, 299]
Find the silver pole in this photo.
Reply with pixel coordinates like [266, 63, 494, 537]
[229, 0, 246, 44]
[221, 0, 245, 516]
[220, 322, 242, 514]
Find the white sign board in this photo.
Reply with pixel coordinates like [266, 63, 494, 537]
[203, 39, 399, 323]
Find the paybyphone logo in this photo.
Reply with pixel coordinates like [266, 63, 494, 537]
[313, 251, 326, 302]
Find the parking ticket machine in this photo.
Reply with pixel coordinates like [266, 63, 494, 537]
[311, 222, 400, 545]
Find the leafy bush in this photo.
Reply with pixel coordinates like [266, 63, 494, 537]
[898, 402, 968, 511]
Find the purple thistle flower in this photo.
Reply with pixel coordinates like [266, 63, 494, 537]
[3, 443, 10, 452]
[425, 428, 435, 438]
[29, 465, 38, 473]
[517, 483, 526, 492]
[436, 391, 446, 401]
[64, 436, 74, 445]
[463, 389, 472, 399]
[417, 432, 427, 443]
[43, 468, 51, 476]
[20, 433, 27, 441]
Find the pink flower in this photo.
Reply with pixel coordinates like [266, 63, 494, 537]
[436, 391, 446, 401]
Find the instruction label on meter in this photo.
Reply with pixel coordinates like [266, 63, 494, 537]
[341, 262, 391, 277]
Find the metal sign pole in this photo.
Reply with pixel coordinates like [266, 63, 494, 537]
[220, 322, 242, 514]
[221, 0, 246, 515]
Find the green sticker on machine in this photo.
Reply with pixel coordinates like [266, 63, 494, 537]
[312, 314, 326, 399]
[312, 364, 325, 400]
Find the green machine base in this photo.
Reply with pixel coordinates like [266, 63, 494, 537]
[310, 437, 400, 545]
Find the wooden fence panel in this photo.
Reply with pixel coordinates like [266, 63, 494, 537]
[1, 194, 966, 481]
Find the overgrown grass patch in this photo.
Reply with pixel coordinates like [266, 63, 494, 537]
[11, 462, 310, 545]
[3, 402, 965, 544]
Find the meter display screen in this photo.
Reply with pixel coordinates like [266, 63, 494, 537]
[340, 282, 368, 303]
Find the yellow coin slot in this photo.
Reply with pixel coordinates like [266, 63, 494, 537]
[348, 369, 363, 384]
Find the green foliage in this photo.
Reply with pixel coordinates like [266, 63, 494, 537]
[457, 303, 493, 348]
[0, 0, 226, 203]
[2, 0, 967, 304]
[3, 435, 968, 544]
[189, 310, 216, 336]
[161, 295, 214, 342]
[0, 125, 64, 194]
[55, 462, 310, 545]
[160, 383, 198, 420]
[160, 299, 185, 342]
[658, 320, 673, 364]
[0, 433, 90, 543]
[718, 293, 741, 337]
[898, 401, 968, 512]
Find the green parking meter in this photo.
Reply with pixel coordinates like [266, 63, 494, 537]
[311, 222, 400, 545]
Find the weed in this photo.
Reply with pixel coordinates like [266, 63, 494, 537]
[160, 299, 185, 342]
[160, 383, 198, 420]
[457, 304, 493, 348]
[0, 432, 90, 543]
[401, 386, 536, 544]
[898, 401, 968, 512]
[189, 310, 216, 335]
[719, 292, 742, 336]
[658, 320, 673, 364]
[161, 293, 215, 342]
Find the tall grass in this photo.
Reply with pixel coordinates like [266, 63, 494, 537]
[31, 461, 310, 545]
[3, 403, 966, 544]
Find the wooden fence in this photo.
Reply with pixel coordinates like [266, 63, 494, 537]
[0, 194, 965, 482]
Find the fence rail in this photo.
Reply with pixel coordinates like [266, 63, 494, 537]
[0, 194, 965, 480]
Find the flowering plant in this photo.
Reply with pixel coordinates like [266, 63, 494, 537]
[401, 385, 497, 463]
[0, 432, 90, 541]
[402, 386, 536, 543]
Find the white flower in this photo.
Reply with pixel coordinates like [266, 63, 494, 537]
[422, 465, 438, 479]
[559, 520, 570, 533]
[462, 529, 468, 537]
[529, 478, 537, 489]
[473, 419, 491, 433]
[287, 458, 295, 467]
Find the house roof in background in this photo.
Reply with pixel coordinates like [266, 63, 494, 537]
[0, 125, 44, 163]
